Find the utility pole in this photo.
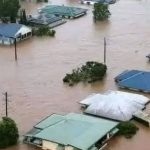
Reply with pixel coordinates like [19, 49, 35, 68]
[3, 92, 8, 117]
[104, 37, 106, 64]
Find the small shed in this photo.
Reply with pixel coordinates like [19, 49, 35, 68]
[24, 113, 119, 150]
[80, 91, 149, 121]
[115, 70, 150, 93]
[0, 23, 32, 45]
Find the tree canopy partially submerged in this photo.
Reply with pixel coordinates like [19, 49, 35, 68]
[118, 121, 139, 138]
[63, 61, 107, 86]
[33, 26, 56, 37]
[0, 117, 19, 148]
[93, 3, 110, 21]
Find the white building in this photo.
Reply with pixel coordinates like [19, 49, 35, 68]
[0, 23, 32, 45]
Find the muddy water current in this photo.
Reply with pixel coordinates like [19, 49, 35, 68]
[1, 0, 150, 149]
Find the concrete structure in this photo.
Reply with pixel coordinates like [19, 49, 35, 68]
[80, 91, 149, 121]
[133, 111, 150, 127]
[24, 113, 119, 150]
[0, 23, 32, 45]
[115, 70, 150, 93]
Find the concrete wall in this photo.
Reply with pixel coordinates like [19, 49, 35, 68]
[42, 140, 58, 150]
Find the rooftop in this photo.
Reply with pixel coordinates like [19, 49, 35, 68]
[80, 91, 149, 121]
[25, 113, 118, 150]
[27, 14, 64, 25]
[39, 5, 87, 18]
[0, 23, 23, 38]
[115, 70, 150, 92]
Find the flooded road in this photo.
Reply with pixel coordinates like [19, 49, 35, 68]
[0, 0, 150, 149]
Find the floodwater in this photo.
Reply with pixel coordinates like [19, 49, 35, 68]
[0, 0, 150, 149]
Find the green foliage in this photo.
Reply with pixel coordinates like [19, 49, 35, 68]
[0, 0, 20, 23]
[33, 26, 56, 37]
[93, 3, 110, 21]
[0, 117, 19, 148]
[63, 61, 107, 86]
[118, 121, 139, 138]
[20, 9, 27, 25]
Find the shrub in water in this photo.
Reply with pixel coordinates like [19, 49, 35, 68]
[0, 117, 19, 148]
[63, 61, 107, 86]
[118, 121, 139, 138]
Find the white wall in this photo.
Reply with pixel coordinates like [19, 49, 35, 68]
[42, 140, 58, 150]
[65, 146, 74, 150]
[16, 25, 32, 37]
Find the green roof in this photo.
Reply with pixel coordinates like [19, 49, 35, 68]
[35, 114, 64, 129]
[40, 5, 87, 17]
[32, 113, 118, 150]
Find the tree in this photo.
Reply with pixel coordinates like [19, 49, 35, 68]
[118, 121, 139, 138]
[0, 117, 19, 148]
[93, 3, 110, 21]
[63, 61, 107, 86]
[33, 26, 56, 37]
[20, 9, 27, 25]
[0, 0, 20, 23]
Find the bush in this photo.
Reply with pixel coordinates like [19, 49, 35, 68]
[117, 121, 139, 138]
[0, 117, 19, 148]
[33, 26, 56, 37]
[63, 61, 107, 86]
[93, 3, 110, 21]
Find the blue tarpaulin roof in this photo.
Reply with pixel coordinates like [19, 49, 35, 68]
[115, 70, 150, 92]
[0, 23, 22, 38]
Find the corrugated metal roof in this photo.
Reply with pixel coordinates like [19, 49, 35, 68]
[40, 5, 87, 18]
[115, 70, 150, 92]
[31, 113, 118, 150]
[115, 70, 140, 82]
[35, 114, 64, 129]
[28, 14, 63, 25]
[0, 23, 23, 38]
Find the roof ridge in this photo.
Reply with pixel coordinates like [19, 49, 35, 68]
[119, 71, 143, 82]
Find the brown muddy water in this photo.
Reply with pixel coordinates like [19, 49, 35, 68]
[1, 0, 150, 149]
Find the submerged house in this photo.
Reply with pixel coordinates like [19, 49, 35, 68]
[24, 113, 119, 150]
[39, 5, 88, 19]
[80, 91, 149, 121]
[80, 0, 116, 5]
[0, 23, 32, 45]
[27, 14, 66, 28]
[115, 70, 150, 93]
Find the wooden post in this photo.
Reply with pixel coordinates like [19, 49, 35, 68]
[104, 37, 106, 64]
